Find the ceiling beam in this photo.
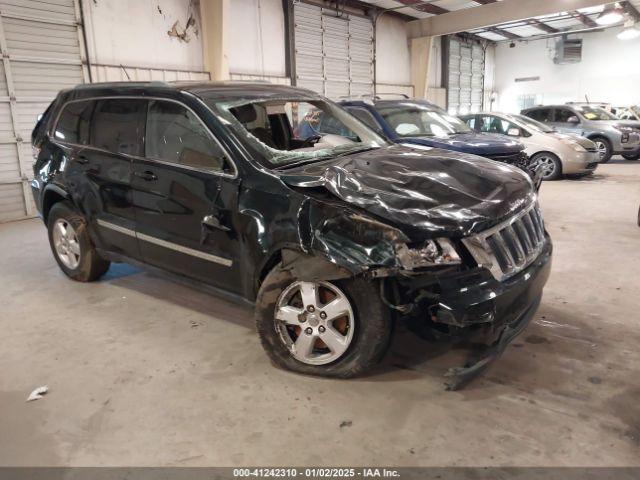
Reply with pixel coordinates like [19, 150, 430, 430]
[407, 0, 616, 38]
[487, 26, 522, 39]
[529, 18, 561, 33]
[396, 0, 449, 15]
[568, 10, 598, 27]
[622, 0, 640, 21]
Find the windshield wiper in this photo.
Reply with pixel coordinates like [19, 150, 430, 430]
[333, 145, 379, 158]
[275, 146, 380, 170]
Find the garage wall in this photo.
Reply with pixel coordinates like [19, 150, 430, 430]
[82, 0, 206, 72]
[494, 28, 640, 113]
[375, 15, 410, 88]
[228, 0, 286, 78]
[0, 0, 85, 222]
[226, 2, 419, 97]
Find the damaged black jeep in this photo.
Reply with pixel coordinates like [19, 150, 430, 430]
[31, 82, 552, 385]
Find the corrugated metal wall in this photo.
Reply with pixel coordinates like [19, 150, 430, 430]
[90, 64, 210, 83]
[294, 2, 373, 99]
[447, 36, 485, 115]
[0, 0, 85, 222]
[0, 1, 211, 223]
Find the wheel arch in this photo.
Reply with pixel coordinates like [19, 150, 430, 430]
[42, 184, 71, 224]
[586, 134, 612, 146]
[254, 247, 355, 299]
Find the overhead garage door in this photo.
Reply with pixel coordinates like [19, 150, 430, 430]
[294, 2, 373, 99]
[447, 36, 484, 115]
[0, 0, 85, 222]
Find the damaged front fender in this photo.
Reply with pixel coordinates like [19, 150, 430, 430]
[309, 207, 410, 276]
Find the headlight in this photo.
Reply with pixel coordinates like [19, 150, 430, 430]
[396, 238, 461, 269]
[568, 142, 586, 152]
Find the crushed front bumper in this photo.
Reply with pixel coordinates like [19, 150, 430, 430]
[435, 238, 552, 331]
[399, 238, 552, 389]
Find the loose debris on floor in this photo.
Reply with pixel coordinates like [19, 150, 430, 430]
[26, 385, 49, 402]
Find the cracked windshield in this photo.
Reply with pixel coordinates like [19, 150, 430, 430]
[213, 98, 387, 168]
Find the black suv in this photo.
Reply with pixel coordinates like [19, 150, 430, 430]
[31, 82, 552, 385]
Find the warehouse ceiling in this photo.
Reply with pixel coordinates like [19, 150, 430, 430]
[359, 0, 640, 41]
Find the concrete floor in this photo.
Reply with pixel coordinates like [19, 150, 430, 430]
[1, 161, 639, 467]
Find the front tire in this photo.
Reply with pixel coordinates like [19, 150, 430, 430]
[255, 263, 392, 378]
[47, 201, 111, 282]
[591, 137, 613, 163]
[622, 152, 640, 161]
[532, 152, 562, 180]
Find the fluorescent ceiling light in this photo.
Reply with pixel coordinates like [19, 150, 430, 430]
[596, 4, 624, 25]
[618, 26, 640, 39]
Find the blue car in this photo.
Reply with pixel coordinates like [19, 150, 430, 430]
[334, 98, 538, 181]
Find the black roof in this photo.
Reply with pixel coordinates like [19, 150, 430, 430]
[67, 81, 321, 102]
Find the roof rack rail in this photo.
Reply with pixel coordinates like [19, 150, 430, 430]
[373, 92, 410, 99]
[336, 92, 412, 101]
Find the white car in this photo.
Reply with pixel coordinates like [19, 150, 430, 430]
[461, 112, 599, 180]
[615, 106, 640, 122]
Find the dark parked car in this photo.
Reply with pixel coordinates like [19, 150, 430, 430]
[31, 82, 551, 386]
[328, 98, 539, 180]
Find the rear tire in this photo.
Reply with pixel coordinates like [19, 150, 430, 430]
[531, 152, 562, 180]
[591, 137, 613, 163]
[255, 263, 392, 378]
[622, 152, 640, 161]
[47, 201, 111, 282]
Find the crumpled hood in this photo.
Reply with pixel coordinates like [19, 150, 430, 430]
[280, 145, 536, 237]
[399, 132, 524, 155]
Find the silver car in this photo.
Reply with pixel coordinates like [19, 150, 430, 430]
[461, 112, 599, 180]
[521, 105, 640, 163]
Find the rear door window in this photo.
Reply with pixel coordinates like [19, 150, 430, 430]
[526, 108, 553, 122]
[145, 99, 229, 172]
[54, 100, 95, 145]
[464, 116, 476, 130]
[90, 99, 146, 156]
[554, 108, 578, 123]
[479, 115, 517, 134]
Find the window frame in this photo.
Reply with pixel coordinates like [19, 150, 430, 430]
[526, 108, 553, 123]
[553, 107, 581, 124]
[344, 106, 384, 134]
[52, 99, 96, 146]
[144, 98, 232, 175]
[51, 96, 238, 179]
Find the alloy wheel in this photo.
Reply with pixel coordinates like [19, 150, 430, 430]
[536, 155, 557, 179]
[595, 141, 608, 161]
[52, 219, 81, 269]
[274, 280, 355, 365]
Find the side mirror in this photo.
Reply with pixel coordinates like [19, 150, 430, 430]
[507, 127, 521, 137]
[567, 116, 580, 124]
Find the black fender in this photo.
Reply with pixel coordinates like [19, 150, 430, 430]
[41, 183, 71, 223]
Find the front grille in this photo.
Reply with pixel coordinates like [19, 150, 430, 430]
[462, 202, 546, 281]
[585, 146, 597, 153]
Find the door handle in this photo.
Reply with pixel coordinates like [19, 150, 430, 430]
[133, 170, 157, 181]
[202, 214, 230, 232]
